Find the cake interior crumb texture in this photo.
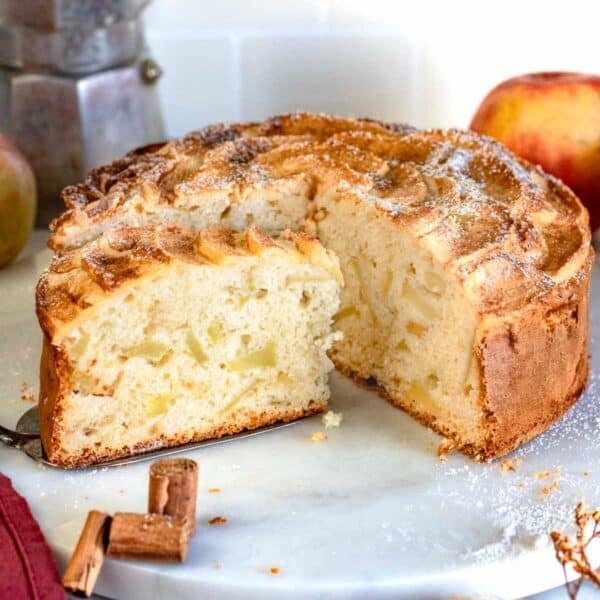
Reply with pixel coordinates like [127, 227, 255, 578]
[90, 190, 492, 455]
[42, 230, 341, 466]
[316, 197, 482, 447]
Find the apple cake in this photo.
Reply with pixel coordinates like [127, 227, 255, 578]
[36, 225, 342, 467]
[42, 112, 592, 464]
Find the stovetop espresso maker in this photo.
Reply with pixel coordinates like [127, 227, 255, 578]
[0, 0, 165, 226]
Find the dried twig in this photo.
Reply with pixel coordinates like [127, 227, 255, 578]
[550, 502, 600, 599]
[62, 511, 110, 597]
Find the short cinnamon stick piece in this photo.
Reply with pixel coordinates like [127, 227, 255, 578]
[148, 458, 198, 534]
[107, 512, 190, 562]
[63, 510, 110, 597]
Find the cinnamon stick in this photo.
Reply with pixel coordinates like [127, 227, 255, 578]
[62, 510, 110, 597]
[148, 458, 198, 534]
[107, 512, 190, 562]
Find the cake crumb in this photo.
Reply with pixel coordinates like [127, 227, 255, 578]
[540, 479, 559, 496]
[269, 566, 281, 576]
[213, 561, 222, 570]
[535, 468, 560, 480]
[583, 471, 590, 477]
[499, 458, 523, 474]
[208, 488, 221, 493]
[20, 382, 35, 403]
[437, 438, 456, 460]
[311, 431, 327, 442]
[208, 516, 228, 525]
[322, 410, 343, 429]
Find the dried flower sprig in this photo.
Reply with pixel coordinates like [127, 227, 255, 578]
[550, 502, 600, 599]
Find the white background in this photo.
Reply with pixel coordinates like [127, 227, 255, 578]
[144, 0, 600, 137]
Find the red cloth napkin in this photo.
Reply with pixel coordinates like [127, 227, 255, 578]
[0, 472, 65, 599]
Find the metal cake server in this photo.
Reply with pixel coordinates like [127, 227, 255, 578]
[0, 409, 40, 460]
[0, 407, 299, 469]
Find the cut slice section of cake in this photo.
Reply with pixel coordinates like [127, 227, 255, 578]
[36, 225, 342, 467]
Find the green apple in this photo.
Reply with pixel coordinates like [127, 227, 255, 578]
[0, 134, 36, 268]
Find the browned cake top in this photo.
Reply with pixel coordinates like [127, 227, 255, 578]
[48, 112, 592, 318]
[37, 225, 341, 340]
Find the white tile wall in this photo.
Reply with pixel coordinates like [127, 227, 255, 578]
[327, 0, 406, 30]
[144, 0, 600, 137]
[145, 0, 327, 33]
[240, 35, 414, 123]
[147, 34, 237, 137]
[411, 0, 600, 129]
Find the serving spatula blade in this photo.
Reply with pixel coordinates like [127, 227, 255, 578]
[2, 406, 299, 469]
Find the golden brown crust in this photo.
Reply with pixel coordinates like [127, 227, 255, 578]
[36, 224, 340, 341]
[476, 248, 592, 460]
[49, 113, 415, 251]
[48, 114, 590, 319]
[39, 337, 69, 462]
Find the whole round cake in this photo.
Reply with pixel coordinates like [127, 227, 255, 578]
[39, 113, 592, 465]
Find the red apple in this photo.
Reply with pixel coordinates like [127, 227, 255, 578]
[470, 72, 600, 230]
[0, 133, 36, 268]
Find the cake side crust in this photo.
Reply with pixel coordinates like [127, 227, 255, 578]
[48, 402, 326, 469]
[477, 246, 593, 460]
[39, 337, 69, 460]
